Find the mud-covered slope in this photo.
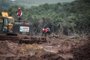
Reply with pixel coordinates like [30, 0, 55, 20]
[0, 36, 88, 60]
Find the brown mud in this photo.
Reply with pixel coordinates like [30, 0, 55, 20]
[0, 35, 89, 60]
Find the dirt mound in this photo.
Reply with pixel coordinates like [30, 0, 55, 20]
[73, 40, 90, 60]
[0, 41, 11, 54]
[0, 35, 88, 60]
[40, 52, 65, 60]
[0, 41, 18, 55]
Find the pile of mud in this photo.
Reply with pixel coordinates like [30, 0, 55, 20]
[73, 37, 90, 60]
[0, 41, 18, 55]
[0, 36, 88, 60]
[0, 41, 64, 60]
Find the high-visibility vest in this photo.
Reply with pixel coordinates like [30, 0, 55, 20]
[42, 28, 49, 33]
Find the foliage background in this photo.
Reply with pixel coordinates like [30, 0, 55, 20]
[1, 0, 90, 35]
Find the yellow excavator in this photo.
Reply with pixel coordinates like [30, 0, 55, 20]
[0, 11, 30, 35]
[0, 12, 46, 44]
[0, 12, 14, 34]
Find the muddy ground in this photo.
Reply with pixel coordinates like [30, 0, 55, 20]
[0, 35, 89, 60]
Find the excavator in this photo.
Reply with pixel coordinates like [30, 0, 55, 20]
[0, 11, 29, 35]
[0, 12, 14, 33]
[0, 12, 46, 44]
[0, 0, 46, 43]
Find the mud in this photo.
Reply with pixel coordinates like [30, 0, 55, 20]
[0, 35, 89, 60]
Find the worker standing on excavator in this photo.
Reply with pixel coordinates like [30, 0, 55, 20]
[17, 7, 22, 21]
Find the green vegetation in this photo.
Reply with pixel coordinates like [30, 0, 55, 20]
[7, 0, 90, 35]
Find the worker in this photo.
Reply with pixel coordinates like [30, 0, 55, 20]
[17, 7, 22, 21]
[17, 7, 22, 17]
[42, 27, 51, 36]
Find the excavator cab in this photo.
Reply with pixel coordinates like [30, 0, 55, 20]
[0, 12, 14, 34]
[1, 17, 14, 32]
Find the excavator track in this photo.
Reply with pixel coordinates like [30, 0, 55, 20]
[0, 34, 47, 44]
[19, 36, 47, 44]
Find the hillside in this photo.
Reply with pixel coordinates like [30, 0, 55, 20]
[16, 0, 74, 7]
